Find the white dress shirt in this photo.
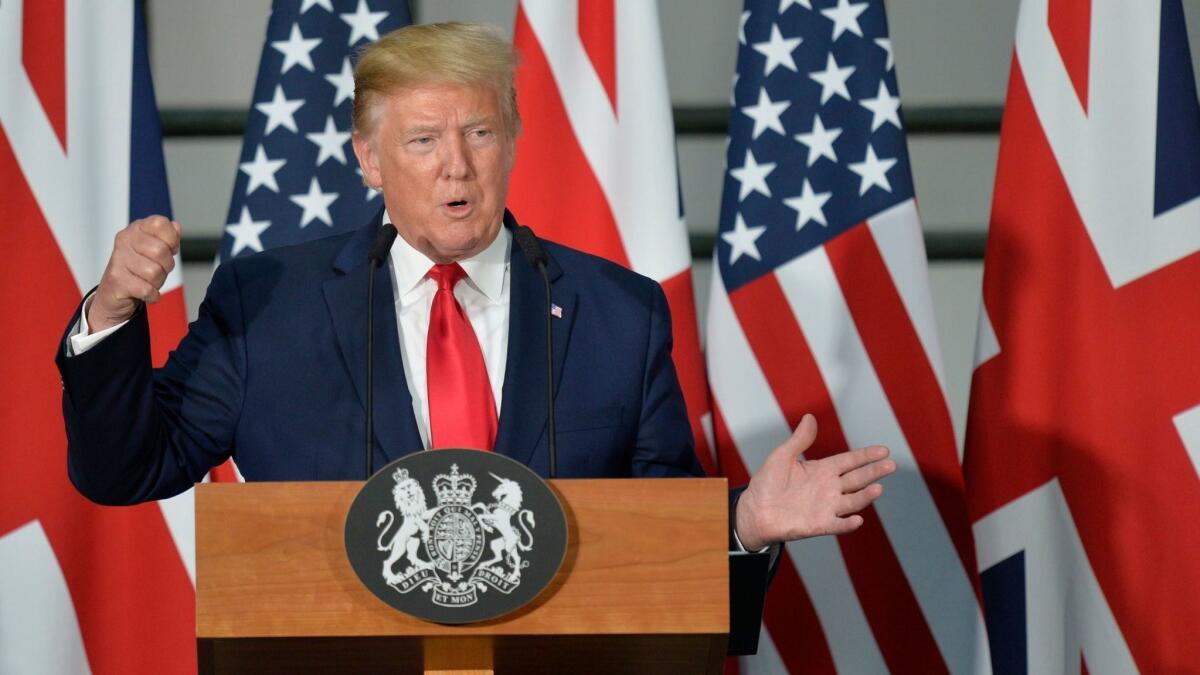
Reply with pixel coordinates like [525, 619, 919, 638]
[387, 214, 511, 449]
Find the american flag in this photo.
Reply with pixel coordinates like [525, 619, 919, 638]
[219, 0, 410, 262]
[707, 1, 989, 672]
[1, 2, 194, 671]
[509, 0, 715, 473]
[966, 0, 1200, 671]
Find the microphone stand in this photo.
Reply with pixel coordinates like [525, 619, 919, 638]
[365, 224, 398, 479]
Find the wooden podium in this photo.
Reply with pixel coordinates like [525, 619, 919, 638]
[196, 478, 729, 674]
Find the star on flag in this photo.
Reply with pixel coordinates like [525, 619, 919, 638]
[220, 2, 409, 263]
[730, 149, 777, 201]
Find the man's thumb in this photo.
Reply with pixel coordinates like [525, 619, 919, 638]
[764, 413, 818, 471]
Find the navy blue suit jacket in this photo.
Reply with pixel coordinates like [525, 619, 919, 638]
[57, 212, 705, 505]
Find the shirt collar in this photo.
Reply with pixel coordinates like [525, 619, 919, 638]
[385, 210, 510, 303]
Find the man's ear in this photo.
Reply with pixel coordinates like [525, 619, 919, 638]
[352, 131, 382, 188]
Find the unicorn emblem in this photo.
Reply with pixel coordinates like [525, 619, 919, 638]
[475, 473, 536, 579]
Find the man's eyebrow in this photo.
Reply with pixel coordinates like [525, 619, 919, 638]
[460, 115, 497, 129]
[400, 124, 440, 136]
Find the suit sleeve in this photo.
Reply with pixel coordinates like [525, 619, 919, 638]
[630, 281, 705, 478]
[56, 262, 247, 505]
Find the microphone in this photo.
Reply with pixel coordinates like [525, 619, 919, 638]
[365, 224, 397, 479]
[512, 225, 557, 479]
[367, 225, 398, 264]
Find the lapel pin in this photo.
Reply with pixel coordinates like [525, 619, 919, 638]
[550, 303, 563, 319]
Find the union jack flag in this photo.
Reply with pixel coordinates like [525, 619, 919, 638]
[966, 0, 1200, 671]
[0, 2, 194, 672]
[220, 0, 410, 261]
[707, 1, 989, 672]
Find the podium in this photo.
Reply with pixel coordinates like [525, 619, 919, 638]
[196, 478, 730, 674]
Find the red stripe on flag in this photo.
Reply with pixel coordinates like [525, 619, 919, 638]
[727, 275, 810, 433]
[1048, 0, 1092, 113]
[729, 272, 950, 675]
[825, 223, 980, 592]
[20, 0, 67, 150]
[0, 130, 196, 673]
[713, 404, 835, 674]
[509, 8, 630, 268]
[148, 288, 188, 367]
[209, 460, 241, 483]
[576, 0, 617, 115]
[661, 269, 715, 473]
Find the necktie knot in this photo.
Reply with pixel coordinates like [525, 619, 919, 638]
[428, 263, 466, 292]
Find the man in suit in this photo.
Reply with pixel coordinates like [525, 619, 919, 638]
[58, 23, 893, 553]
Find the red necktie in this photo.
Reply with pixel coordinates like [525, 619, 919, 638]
[426, 263, 497, 450]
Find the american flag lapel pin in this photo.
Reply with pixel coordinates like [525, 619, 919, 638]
[550, 303, 563, 319]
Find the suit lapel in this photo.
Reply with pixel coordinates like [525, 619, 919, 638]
[322, 218, 423, 467]
[495, 221, 576, 468]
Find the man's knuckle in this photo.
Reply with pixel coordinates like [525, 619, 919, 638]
[145, 238, 169, 258]
[143, 262, 162, 281]
[139, 215, 167, 235]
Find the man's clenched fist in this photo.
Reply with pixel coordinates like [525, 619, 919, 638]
[87, 215, 182, 332]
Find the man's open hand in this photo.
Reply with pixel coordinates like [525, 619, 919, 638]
[87, 215, 181, 332]
[734, 414, 895, 551]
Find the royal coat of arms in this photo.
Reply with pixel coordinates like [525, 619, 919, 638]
[345, 450, 566, 623]
[375, 464, 537, 607]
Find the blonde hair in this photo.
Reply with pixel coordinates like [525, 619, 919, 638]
[353, 22, 520, 139]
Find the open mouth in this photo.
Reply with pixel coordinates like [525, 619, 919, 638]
[447, 200, 468, 208]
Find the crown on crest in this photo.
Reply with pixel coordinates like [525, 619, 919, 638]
[392, 467, 410, 483]
[433, 464, 476, 506]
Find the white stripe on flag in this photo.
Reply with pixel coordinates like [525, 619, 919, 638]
[610, 0, 691, 279]
[0, 521, 93, 675]
[973, 304, 1001, 368]
[776, 249, 992, 675]
[865, 199, 951, 404]
[706, 267, 888, 674]
[158, 489, 196, 585]
[739, 621, 788, 675]
[1172, 403, 1200, 481]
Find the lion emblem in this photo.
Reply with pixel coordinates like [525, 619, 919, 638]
[376, 469, 433, 583]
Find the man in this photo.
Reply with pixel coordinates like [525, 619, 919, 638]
[58, 23, 893, 552]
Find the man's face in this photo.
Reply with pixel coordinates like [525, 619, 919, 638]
[353, 82, 514, 263]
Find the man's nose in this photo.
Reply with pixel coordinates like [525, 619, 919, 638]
[439, 134, 472, 180]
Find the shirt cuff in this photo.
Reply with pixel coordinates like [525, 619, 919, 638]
[732, 525, 772, 555]
[68, 293, 129, 356]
